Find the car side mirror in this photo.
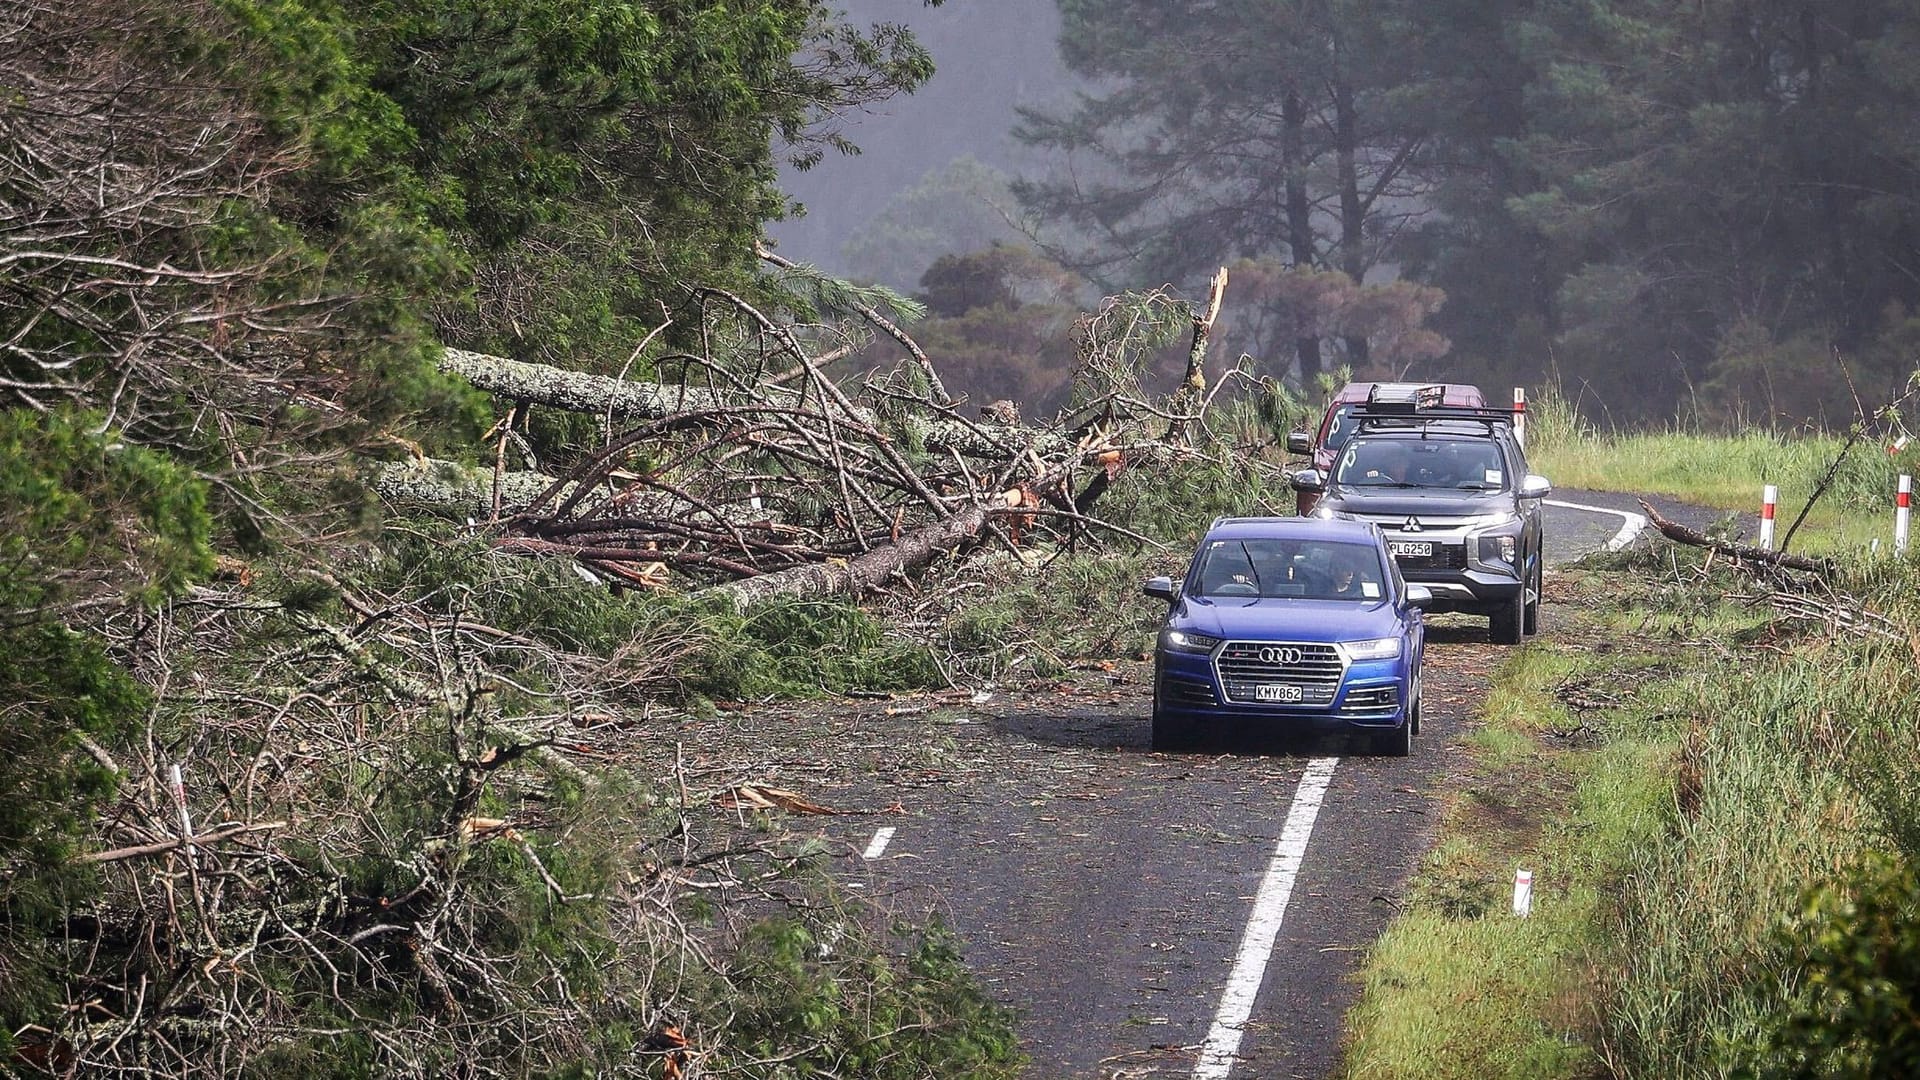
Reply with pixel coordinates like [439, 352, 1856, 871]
[1404, 584, 1434, 610]
[1142, 576, 1177, 602]
[1519, 474, 1552, 499]
[1286, 431, 1312, 455]
[1290, 468, 1326, 494]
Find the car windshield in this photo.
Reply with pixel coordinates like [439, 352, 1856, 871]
[1192, 539, 1388, 601]
[1334, 437, 1508, 490]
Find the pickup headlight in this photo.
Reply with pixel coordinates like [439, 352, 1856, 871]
[1342, 637, 1402, 661]
[1466, 515, 1523, 567]
[1477, 532, 1518, 564]
[1161, 629, 1222, 654]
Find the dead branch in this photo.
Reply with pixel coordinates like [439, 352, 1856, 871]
[77, 821, 287, 864]
[1639, 499, 1828, 574]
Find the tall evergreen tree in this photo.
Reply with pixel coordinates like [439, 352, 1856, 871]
[1400, 0, 1920, 420]
[1014, 0, 1433, 382]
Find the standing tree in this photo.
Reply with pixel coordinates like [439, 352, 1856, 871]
[1014, 0, 1433, 382]
[1393, 0, 1920, 422]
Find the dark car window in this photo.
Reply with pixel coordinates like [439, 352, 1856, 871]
[1193, 539, 1387, 600]
[1320, 404, 1357, 456]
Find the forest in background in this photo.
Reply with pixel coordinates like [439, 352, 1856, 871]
[5, 0, 1920, 1075]
[822, 0, 1920, 430]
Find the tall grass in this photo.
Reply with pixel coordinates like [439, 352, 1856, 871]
[1524, 383, 1917, 551]
[1343, 547, 1920, 1079]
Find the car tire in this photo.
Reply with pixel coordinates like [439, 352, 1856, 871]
[1150, 706, 1198, 753]
[1522, 558, 1541, 636]
[1376, 717, 1412, 757]
[1489, 588, 1524, 645]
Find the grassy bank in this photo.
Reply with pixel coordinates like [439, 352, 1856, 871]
[1525, 388, 1915, 554]
[1340, 510, 1920, 1076]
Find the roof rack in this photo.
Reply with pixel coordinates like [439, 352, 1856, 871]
[1349, 400, 1516, 427]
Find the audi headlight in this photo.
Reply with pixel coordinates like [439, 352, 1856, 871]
[1162, 629, 1222, 654]
[1342, 637, 1402, 661]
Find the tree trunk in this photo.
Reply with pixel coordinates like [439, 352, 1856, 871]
[1282, 85, 1324, 383]
[700, 501, 992, 611]
[438, 348, 1069, 460]
[1333, 62, 1371, 369]
[376, 458, 574, 521]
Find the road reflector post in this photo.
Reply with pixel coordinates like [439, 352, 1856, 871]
[1898, 475, 1912, 556]
[1759, 485, 1777, 550]
[1512, 868, 1534, 917]
[1513, 387, 1526, 450]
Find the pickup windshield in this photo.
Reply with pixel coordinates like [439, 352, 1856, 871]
[1334, 437, 1509, 491]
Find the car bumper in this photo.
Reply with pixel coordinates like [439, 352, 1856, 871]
[1398, 566, 1522, 614]
[1154, 651, 1412, 733]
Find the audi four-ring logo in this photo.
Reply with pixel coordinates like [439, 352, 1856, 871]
[1258, 646, 1304, 665]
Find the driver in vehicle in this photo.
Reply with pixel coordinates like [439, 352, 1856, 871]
[1327, 549, 1381, 599]
[1350, 443, 1410, 484]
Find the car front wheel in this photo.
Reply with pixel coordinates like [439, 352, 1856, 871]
[1489, 587, 1524, 645]
[1375, 717, 1412, 757]
[1523, 559, 1542, 636]
[1151, 705, 1199, 752]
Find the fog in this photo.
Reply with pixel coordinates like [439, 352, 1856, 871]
[768, 0, 1076, 282]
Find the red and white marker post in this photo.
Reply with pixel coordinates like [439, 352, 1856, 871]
[1759, 485, 1778, 550]
[1513, 387, 1527, 450]
[1897, 475, 1912, 556]
[1512, 868, 1534, 917]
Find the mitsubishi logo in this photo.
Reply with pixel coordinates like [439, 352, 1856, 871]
[1403, 516, 1424, 533]
[1258, 646, 1304, 665]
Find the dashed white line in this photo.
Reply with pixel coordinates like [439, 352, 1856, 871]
[862, 826, 897, 860]
[1546, 498, 1648, 551]
[1192, 756, 1339, 1079]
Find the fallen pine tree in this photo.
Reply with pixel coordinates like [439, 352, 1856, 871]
[392, 275, 1264, 609]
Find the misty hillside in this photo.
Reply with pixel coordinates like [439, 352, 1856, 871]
[769, 0, 1075, 284]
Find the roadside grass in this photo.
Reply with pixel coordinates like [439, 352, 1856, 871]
[1343, 601, 1679, 1080]
[1524, 385, 1914, 555]
[1343, 534, 1920, 1079]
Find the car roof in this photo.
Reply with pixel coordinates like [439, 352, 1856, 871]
[1329, 381, 1484, 406]
[1203, 515, 1383, 543]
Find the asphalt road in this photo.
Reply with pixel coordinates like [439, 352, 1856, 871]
[792, 488, 1725, 1079]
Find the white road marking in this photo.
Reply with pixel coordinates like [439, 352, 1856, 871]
[862, 826, 897, 860]
[1546, 498, 1648, 551]
[1193, 756, 1339, 1079]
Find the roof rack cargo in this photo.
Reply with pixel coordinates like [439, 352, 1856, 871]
[1365, 383, 1452, 409]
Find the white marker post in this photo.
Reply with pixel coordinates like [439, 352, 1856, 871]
[1512, 387, 1527, 450]
[1512, 868, 1534, 917]
[1897, 475, 1912, 556]
[1759, 485, 1778, 550]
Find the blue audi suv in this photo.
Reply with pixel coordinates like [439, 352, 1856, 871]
[1142, 516, 1431, 755]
